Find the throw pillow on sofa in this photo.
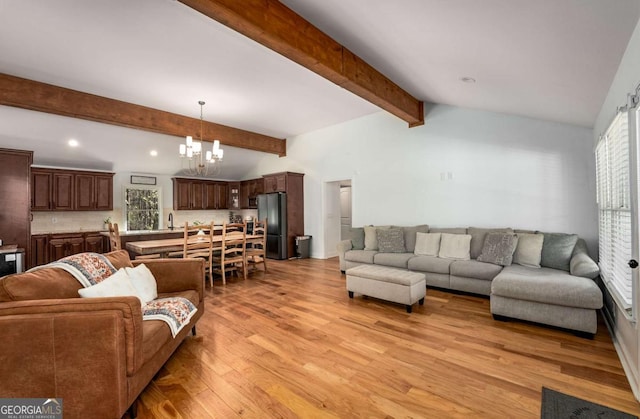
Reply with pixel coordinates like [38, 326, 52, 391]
[513, 233, 544, 268]
[396, 224, 429, 253]
[364, 225, 391, 251]
[438, 233, 472, 260]
[125, 263, 158, 304]
[468, 227, 513, 259]
[540, 232, 578, 271]
[414, 232, 441, 256]
[477, 232, 519, 266]
[78, 268, 143, 305]
[377, 228, 406, 253]
[346, 227, 365, 250]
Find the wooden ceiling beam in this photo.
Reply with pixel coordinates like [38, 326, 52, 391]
[0, 73, 287, 156]
[179, 0, 424, 127]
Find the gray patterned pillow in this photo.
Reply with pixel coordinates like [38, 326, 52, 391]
[377, 228, 406, 253]
[477, 233, 519, 266]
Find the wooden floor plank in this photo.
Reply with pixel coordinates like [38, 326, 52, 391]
[128, 257, 640, 418]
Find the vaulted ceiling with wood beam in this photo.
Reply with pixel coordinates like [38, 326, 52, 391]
[0, 0, 638, 178]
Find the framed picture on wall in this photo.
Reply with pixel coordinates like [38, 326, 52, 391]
[130, 175, 156, 185]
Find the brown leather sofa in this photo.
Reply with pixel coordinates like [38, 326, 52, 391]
[0, 250, 205, 418]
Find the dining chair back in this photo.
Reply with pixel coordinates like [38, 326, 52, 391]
[108, 222, 121, 251]
[212, 222, 247, 285]
[246, 218, 267, 272]
[110, 222, 161, 260]
[182, 222, 215, 287]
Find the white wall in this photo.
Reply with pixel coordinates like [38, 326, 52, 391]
[593, 17, 640, 400]
[245, 104, 596, 259]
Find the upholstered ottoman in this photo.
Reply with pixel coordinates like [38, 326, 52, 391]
[346, 265, 426, 313]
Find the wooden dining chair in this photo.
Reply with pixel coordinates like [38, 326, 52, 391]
[109, 222, 161, 260]
[108, 222, 121, 251]
[182, 222, 215, 287]
[212, 222, 247, 285]
[246, 218, 267, 272]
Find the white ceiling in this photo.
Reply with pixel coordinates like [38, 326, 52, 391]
[0, 0, 638, 178]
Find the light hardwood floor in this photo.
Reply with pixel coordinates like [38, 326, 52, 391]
[130, 257, 640, 418]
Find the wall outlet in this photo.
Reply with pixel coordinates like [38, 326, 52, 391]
[51, 217, 57, 224]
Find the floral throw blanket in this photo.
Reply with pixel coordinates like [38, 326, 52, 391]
[29, 253, 197, 337]
[28, 252, 116, 287]
[143, 298, 197, 337]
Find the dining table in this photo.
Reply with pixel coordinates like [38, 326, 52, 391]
[126, 234, 262, 258]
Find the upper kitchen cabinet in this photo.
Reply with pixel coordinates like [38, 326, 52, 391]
[75, 173, 113, 211]
[31, 168, 114, 211]
[263, 173, 287, 193]
[173, 178, 229, 210]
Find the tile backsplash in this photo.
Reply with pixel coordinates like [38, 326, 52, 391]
[32, 208, 258, 234]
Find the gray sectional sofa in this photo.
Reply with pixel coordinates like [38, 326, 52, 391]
[337, 225, 603, 336]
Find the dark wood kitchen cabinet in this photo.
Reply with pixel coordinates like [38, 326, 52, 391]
[173, 178, 229, 210]
[31, 168, 114, 211]
[30, 231, 107, 267]
[76, 173, 113, 211]
[0, 148, 33, 262]
[263, 173, 287, 193]
[48, 233, 84, 261]
[84, 233, 105, 253]
[240, 178, 264, 209]
[30, 234, 48, 267]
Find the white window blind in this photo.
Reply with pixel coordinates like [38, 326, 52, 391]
[596, 111, 633, 310]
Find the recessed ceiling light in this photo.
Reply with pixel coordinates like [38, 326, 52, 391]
[460, 77, 476, 83]
[68, 139, 79, 147]
[150, 150, 158, 157]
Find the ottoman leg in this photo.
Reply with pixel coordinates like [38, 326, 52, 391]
[419, 297, 425, 305]
[406, 304, 412, 313]
[348, 291, 354, 298]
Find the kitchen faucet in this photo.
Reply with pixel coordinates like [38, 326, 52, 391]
[168, 213, 174, 230]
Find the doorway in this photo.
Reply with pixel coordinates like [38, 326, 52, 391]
[324, 179, 352, 259]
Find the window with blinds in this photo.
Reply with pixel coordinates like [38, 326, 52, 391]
[596, 111, 633, 312]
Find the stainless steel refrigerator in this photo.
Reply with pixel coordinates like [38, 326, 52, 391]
[257, 193, 288, 260]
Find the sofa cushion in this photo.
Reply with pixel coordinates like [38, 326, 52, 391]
[477, 233, 519, 266]
[513, 233, 544, 268]
[395, 225, 429, 253]
[346, 227, 365, 250]
[438, 233, 472, 260]
[364, 225, 391, 251]
[408, 255, 453, 274]
[0, 268, 82, 301]
[373, 253, 415, 269]
[429, 227, 467, 235]
[104, 250, 135, 269]
[540, 233, 578, 271]
[377, 228, 406, 253]
[345, 250, 378, 264]
[492, 264, 602, 309]
[450, 259, 504, 281]
[414, 232, 441, 256]
[468, 227, 513, 259]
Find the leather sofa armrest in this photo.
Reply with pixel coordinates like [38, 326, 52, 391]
[133, 258, 204, 303]
[0, 297, 142, 417]
[570, 239, 600, 279]
[336, 240, 353, 272]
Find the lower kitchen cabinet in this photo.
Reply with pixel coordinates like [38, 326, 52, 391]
[30, 231, 107, 268]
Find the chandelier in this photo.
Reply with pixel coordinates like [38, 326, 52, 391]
[179, 100, 224, 176]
